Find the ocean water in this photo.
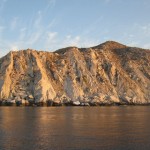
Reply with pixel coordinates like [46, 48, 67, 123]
[0, 106, 150, 150]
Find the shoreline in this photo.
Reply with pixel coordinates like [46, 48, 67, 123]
[0, 102, 150, 107]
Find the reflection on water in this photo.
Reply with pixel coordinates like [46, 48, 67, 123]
[0, 107, 150, 150]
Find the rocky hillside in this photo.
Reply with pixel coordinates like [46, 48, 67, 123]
[0, 41, 150, 105]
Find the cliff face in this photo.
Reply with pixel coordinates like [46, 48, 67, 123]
[0, 41, 150, 104]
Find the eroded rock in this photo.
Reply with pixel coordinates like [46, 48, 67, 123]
[0, 41, 150, 105]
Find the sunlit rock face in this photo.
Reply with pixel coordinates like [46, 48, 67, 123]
[0, 41, 150, 104]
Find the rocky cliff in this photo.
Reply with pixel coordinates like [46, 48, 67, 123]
[0, 41, 150, 105]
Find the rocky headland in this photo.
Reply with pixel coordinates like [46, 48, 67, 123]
[0, 41, 150, 106]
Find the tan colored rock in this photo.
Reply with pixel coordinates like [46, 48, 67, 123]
[28, 95, 34, 99]
[0, 41, 150, 104]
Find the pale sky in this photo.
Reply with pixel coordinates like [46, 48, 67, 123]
[0, 0, 150, 56]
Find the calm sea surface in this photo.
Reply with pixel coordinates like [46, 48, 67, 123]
[0, 107, 150, 150]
